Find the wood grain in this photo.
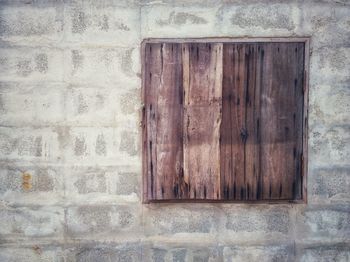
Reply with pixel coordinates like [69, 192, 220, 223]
[183, 43, 223, 199]
[144, 43, 160, 200]
[221, 43, 246, 200]
[220, 42, 305, 200]
[221, 43, 263, 200]
[260, 42, 304, 200]
[144, 43, 184, 200]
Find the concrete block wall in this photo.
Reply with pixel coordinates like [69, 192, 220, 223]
[0, 0, 349, 261]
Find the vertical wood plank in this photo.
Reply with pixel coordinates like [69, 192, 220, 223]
[221, 42, 304, 201]
[183, 43, 223, 200]
[144, 43, 184, 200]
[221, 43, 263, 200]
[260, 42, 304, 200]
[144, 43, 160, 200]
[302, 38, 310, 203]
[155, 43, 184, 199]
[244, 43, 263, 200]
[182, 44, 190, 191]
[141, 41, 148, 202]
[221, 43, 246, 200]
[294, 42, 305, 200]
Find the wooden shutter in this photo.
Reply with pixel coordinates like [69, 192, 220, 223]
[142, 38, 309, 203]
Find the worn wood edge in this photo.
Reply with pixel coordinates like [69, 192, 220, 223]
[141, 40, 150, 204]
[182, 43, 190, 188]
[141, 37, 311, 44]
[146, 199, 307, 204]
[302, 38, 310, 204]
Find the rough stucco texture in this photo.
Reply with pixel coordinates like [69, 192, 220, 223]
[0, 0, 349, 261]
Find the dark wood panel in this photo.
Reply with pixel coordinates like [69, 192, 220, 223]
[221, 42, 305, 201]
[183, 43, 223, 199]
[260, 42, 304, 200]
[144, 43, 184, 200]
[221, 43, 264, 200]
[244, 44, 264, 200]
[221, 43, 245, 200]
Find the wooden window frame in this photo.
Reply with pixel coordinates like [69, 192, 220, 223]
[141, 37, 310, 204]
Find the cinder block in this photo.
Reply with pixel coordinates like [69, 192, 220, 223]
[115, 171, 140, 196]
[218, 3, 301, 36]
[118, 88, 140, 116]
[309, 125, 350, 168]
[67, 167, 108, 195]
[0, 165, 64, 205]
[298, 244, 350, 262]
[0, 4, 64, 44]
[296, 206, 350, 241]
[171, 248, 187, 262]
[143, 204, 221, 236]
[0, 127, 61, 162]
[0, 82, 65, 126]
[143, 243, 223, 262]
[309, 167, 350, 203]
[64, 166, 140, 204]
[223, 245, 293, 262]
[0, 47, 64, 82]
[0, 246, 65, 262]
[61, 127, 140, 166]
[220, 205, 292, 243]
[309, 84, 350, 127]
[64, 47, 139, 86]
[64, 3, 139, 46]
[149, 247, 168, 262]
[300, 3, 349, 49]
[65, 204, 142, 239]
[119, 129, 139, 157]
[310, 47, 350, 85]
[141, 5, 220, 38]
[192, 246, 222, 262]
[66, 242, 142, 262]
[0, 206, 64, 240]
[65, 86, 119, 127]
[64, 86, 139, 126]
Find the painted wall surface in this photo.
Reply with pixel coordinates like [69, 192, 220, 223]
[0, 0, 349, 261]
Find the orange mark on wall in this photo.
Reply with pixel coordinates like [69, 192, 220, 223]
[22, 172, 32, 190]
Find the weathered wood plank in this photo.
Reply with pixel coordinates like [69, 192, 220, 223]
[221, 44, 246, 200]
[221, 42, 305, 201]
[144, 43, 184, 200]
[260, 42, 304, 200]
[144, 43, 160, 200]
[155, 43, 184, 200]
[183, 43, 223, 199]
[141, 40, 148, 202]
[221, 43, 263, 200]
[244, 43, 263, 200]
[302, 38, 310, 203]
[293, 42, 305, 200]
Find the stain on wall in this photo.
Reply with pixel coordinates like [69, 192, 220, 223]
[22, 172, 32, 190]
